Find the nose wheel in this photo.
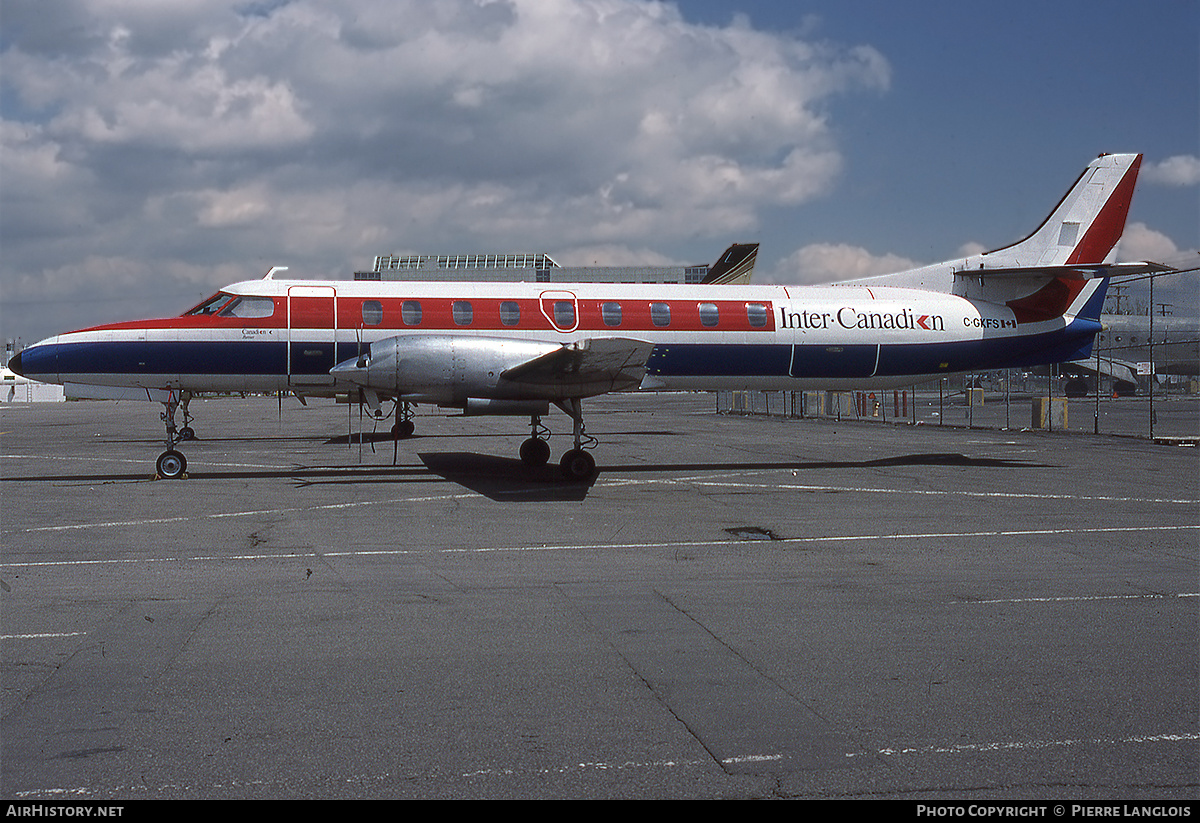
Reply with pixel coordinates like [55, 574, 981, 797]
[156, 449, 187, 479]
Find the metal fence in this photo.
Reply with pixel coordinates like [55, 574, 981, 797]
[715, 373, 1199, 444]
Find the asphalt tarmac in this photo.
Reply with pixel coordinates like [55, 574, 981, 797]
[1, 393, 1196, 800]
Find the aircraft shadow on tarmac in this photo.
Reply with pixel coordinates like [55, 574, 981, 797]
[1, 451, 1054, 503]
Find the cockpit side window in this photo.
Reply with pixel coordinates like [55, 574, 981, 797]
[184, 293, 234, 316]
[218, 296, 276, 319]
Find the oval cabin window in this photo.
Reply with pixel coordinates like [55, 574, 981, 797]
[362, 300, 383, 326]
[401, 300, 422, 326]
[746, 303, 768, 327]
[453, 301, 473, 326]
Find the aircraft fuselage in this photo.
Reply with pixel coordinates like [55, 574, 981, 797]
[13, 278, 1102, 401]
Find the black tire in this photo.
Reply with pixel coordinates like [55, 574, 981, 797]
[520, 437, 551, 466]
[559, 449, 596, 481]
[156, 450, 187, 479]
[392, 420, 415, 438]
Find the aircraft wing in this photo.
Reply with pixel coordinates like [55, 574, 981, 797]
[501, 337, 654, 394]
[1065, 356, 1140, 385]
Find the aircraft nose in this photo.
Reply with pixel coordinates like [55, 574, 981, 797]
[7, 350, 23, 376]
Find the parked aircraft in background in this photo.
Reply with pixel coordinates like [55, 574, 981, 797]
[10, 153, 1171, 479]
[1058, 309, 1200, 396]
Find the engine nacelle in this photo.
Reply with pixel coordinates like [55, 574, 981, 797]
[331, 335, 561, 406]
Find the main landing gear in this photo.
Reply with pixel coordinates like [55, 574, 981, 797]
[520, 398, 597, 481]
[155, 391, 192, 479]
[391, 401, 415, 438]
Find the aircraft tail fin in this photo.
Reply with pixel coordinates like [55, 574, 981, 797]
[702, 243, 758, 284]
[981, 153, 1141, 268]
[840, 153, 1144, 298]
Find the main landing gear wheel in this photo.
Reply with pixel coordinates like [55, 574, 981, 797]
[520, 437, 551, 466]
[392, 420, 415, 438]
[559, 448, 595, 481]
[156, 449, 187, 479]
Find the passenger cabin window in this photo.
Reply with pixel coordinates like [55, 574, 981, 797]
[402, 300, 422, 326]
[553, 301, 575, 328]
[698, 303, 719, 327]
[453, 301, 473, 326]
[651, 302, 671, 327]
[218, 296, 275, 319]
[500, 301, 520, 326]
[746, 303, 768, 328]
[361, 300, 383, 326]
[602, 302, 622, 327]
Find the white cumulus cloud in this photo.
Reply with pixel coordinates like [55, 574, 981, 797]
[0, 0, 892, 340]
[1143, 155, 1200, 187]
[765, 243, 921, 285]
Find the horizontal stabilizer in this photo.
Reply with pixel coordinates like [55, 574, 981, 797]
[955, 261, 1178, 279]
[502, 337, 653, 393]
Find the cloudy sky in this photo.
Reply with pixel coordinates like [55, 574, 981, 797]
[2, 0, 1196, 345]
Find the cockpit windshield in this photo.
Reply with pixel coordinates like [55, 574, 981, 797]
[184, 293, 233, 316]
[182, 293, 276, 319]
[217, 296, 276, 318]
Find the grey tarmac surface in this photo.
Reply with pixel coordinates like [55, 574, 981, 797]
[1, 393, 1196, 800]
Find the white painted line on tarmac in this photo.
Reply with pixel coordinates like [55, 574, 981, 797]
[860, 731, 1200, 759]
[962, 592, 1200, 605]
[10, 731, 1196, 798]
[2, 524, 1197, 569]
[607, 472, 1199, 506]
[4, 492, 480, 534]
[0, 632, 87, 640]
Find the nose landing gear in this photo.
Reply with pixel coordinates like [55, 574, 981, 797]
[155, 391, 191, 479]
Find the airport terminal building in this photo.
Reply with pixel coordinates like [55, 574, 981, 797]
[356, 252, 712, 284]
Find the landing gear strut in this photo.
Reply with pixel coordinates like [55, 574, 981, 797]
[516, 400, 596, 479]
[177, 391, 196, 440]
[156, 391, 189, 479]
[555, 398, 596, 481]
[392, 401, 415, 438]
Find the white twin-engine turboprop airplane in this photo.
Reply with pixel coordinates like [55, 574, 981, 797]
[11, 153, 1168, 480]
